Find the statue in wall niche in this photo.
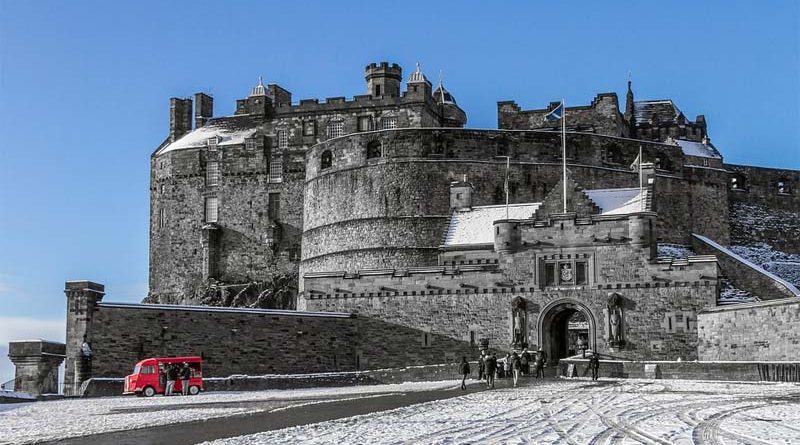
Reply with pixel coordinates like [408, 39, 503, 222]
[607, 293, 625, 347]
[511, 297, 528, 348]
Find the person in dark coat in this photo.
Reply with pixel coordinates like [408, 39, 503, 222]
[459, 357, 471, 390]
[511, 352, 522, 387]
[477, 352, 485, 381]
[180, 362, 192, 395]
[485, 353, 497, 389]
[534, 354, 545, 379]
[165, 364, 178, 396]
[521, 350, 530, 376]
[589, 353, 600, 381]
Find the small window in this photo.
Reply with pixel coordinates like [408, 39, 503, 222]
[158, 208, 166, 229]
[206, 137, 218, 150]
[702, 158, 709, 167]
[303, 121, 316, 137]
[206, 161, 219, 187]
[545, 263, 556, 286]
[374, 84, 381, 97]
[469, 331, 476, 346]
[268, 193, 280, 220]
[358, 116, 373, 132]
[366, 141, 382, 159]
[204, 197, 219, 223]
[320, 150, 333, 170]
[777, 179, 791, 195]
[245, 138, 258, 151]
[575, 261, 588, 285]
[269, 155, 283, 182]
[422, 332, 432, 348]
[380, 117, 398, 130]
[327, 121, 344, 139]
[277, 130, 288, 149]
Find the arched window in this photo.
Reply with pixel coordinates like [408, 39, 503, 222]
[320, 150, 333, 170]
[777, 178, 791, 195]
[730, 173, 747, 191]
[366, 141, 382, 159]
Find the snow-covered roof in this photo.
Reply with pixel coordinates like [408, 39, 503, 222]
[443, 188, 647, 246]
[584, 188, 646, 215]
[633, 100, 686, 125]
[444, 203, 540, 246]
[155, 115, 258, 156]
[674, 139, 722, 159]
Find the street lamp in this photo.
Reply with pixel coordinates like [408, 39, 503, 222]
[494, 155, 511, 220]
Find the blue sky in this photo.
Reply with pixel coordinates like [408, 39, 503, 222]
[0, 1, 798, 383]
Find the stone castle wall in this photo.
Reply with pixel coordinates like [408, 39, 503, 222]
[497, 94, 626, 137]
[698, 298, 800, 361]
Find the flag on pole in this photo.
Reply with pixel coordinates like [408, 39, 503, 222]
[629, 152, 641, 171]
[544, 102, 564, 122]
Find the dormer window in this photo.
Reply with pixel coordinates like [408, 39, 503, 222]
[206, 137, 218, 150]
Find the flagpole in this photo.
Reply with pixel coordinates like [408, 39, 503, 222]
[562, 99, 567, 213]
[639, 145, 643, 211]
[505, 155, 510, 220]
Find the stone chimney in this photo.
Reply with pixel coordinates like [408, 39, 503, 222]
[169, 97, 193, 142]
[194, 93, 213, 128]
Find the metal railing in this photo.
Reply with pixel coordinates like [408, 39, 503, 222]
[0, 378, 15, 391]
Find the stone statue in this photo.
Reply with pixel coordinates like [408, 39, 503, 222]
[607, 293, 624, 346]
[511, 297, 527, 347]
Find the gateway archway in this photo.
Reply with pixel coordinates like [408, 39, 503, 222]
[538, 300, 596, 364]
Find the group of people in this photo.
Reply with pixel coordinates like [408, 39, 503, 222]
[459, 348, 548, 390]
[160, 362, 193, 396]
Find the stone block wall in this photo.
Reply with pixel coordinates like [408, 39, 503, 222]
[698, 298, 800, 361]
[497, 94, 626, 137]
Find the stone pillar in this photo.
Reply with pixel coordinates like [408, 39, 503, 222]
[64, 281, 104, 396]
[8, 340, 66, 396]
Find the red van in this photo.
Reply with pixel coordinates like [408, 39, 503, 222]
[124, 356, 203, 397]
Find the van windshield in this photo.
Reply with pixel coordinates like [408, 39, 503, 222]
[133, 364, 141, 374]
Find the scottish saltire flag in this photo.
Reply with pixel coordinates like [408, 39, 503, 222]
[544, 102, 564, 122]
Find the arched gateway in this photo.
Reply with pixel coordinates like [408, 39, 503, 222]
[538, 299, 596, 364]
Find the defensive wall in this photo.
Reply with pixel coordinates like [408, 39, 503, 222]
[301, 128, 730, 279]
[697, 298, 800, 361]
[63, 281, 475, 396]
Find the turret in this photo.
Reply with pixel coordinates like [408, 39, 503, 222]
[405, 63, 432, 100]
[365, 62, 402, 98]
[494, 221, 521, 254]
[624, 79, 636, 138]
[450, 175, 474, 210]
[234, 77, 274, 119]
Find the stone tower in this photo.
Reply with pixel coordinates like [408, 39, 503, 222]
[365, 62, 402, 98]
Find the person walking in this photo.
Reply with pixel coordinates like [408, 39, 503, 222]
[534, 354, 545, 379]
[165, 363, 178, 396]
[485, 353, 497, 389]
[477, 352, 485, 381]
[459, 357, 471, 390]
[589, 353, 600, 381]
[504, 353, 512, 379]
[180, 362, 192, 395]
[511, 352, 522, 387]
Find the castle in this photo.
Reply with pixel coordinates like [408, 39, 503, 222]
[43, 61, 800, 396]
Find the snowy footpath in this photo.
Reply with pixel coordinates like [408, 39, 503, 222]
[205, 378, 800, 445]
[0, 381, 459, 444]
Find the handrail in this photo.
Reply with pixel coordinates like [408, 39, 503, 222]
[0, 378, 15, 391]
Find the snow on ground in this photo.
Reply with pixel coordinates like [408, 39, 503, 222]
[204, 378, 800, 445]
[729, 243, 800, 288]
[0, 380, 461, 444]
[718, 278, 759, 305]
[657, 243, 694, 258]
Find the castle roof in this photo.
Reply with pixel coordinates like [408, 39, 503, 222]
[673, 138, 722, 159]
[249, 76, 267, 97]
[443, 188, 646, 246]
[433, 85, 457, 105]
[156, 115, 258, 155]
[407, 63, 430, 84]
[633, 100, 687, 125]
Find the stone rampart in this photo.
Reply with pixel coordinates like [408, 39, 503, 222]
[692, 234, 799, 300]
[697, 298, 800, 361]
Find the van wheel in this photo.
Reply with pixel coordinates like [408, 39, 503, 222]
[189, 385, 200, 395]
[143, 386, 156, 397]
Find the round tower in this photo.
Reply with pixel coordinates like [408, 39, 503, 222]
[365, 62, 402, 98]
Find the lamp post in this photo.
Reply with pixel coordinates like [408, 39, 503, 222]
[494, 155, 511, 220]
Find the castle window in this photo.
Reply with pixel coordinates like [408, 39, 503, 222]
[268, 193, 280, 220]
[777, 179, 791, 195]
[380, 116, 398, 130]
[204, 197, 219, 223]
[158, 208, 166, 229]
[374, 84, 381, 97]
[206, 137, 218, 150]
[320, 150, 333, 170]
[421, 331, 432, 348]
[269, 155, 283, 182]
[358, 116, 373, 132]
[366, 140, 382, 159]
[277, 130, 288, 149]
[730, 173, 747, 191]
[206, 161, 220, 187]
[327, 121, 344, 139]
[245, 138, 259, 151]
[303, 120, 316, 137]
